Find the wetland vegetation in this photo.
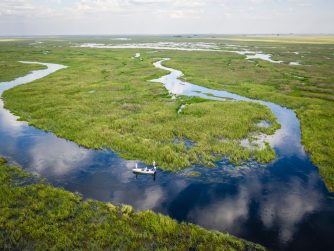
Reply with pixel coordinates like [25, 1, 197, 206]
[163, 36, 334, 191]
[1, 40, 279, 171]
[0, 61, 46, 82]
[1, 35, 334, 250]
[1, 36, 333, 191]
[0, 157, 264, 250]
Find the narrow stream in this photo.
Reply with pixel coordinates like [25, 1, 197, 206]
[152, 59, 305, 158]
[0, 60, 333, 251]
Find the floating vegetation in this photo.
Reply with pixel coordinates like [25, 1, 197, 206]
[186, 171, 201, 177]
[256, 120, 272, 128]
[178, 159, 267, 184]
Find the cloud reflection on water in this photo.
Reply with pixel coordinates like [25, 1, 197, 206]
[263, 103, 306, 159]
[28, 135, 93, 177]
[0, 100, 26, 136]
[0, 59, 331, 250]
[259, 174, 321, 243]
[188, 173, 322, 245]
[188, 177, 261, 232]
[113, 185, 165, 210]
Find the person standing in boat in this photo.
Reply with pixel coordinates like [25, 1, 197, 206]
[153, 161, 157, 172]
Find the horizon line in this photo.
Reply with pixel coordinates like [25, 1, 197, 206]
[1, 33, 334, 38]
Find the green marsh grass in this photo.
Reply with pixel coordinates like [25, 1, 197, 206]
[4, 37, 332, 191]
[0, 61, 46, 82]
[163, 42, 334, 191]
[0, 159, 265, 250]
[1, 43, 279, 171]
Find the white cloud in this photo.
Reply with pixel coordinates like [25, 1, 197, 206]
[0, 0, 333, 34]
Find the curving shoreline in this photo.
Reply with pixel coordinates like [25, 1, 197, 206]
[1, 59, 305, 165]
[152, 58, 305, 159]
[1, 60, 333, 250]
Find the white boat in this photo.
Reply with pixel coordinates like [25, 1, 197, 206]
[133, 161, 157, 175]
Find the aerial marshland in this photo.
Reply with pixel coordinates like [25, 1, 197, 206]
[0, 157, 265, 251]
[0, 35, 334, 251]
[2, 46, 280, 170]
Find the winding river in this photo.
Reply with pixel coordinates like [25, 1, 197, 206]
[1, 60, 333, 251]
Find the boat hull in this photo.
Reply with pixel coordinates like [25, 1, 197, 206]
[132, 168, 156, 175]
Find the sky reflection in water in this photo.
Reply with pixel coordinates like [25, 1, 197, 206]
[0, 61, 333, 251]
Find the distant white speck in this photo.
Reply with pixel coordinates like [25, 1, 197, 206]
[289, 62, 301, 66]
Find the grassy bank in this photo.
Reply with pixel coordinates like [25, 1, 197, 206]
[0, 61, 46, 82]
[163, 40, 334, 191]
[0, 157, 265, 250]
[1, 42, 279, 170]
[1, 37, 333, 190]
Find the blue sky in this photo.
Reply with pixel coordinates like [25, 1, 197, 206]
[0, 0, 333, 35]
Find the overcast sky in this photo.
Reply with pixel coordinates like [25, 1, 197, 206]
[0, 0, 333, 36]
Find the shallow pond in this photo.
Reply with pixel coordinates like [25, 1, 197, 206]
[78, 42, 301, 65]
[0, 60, 333, 251]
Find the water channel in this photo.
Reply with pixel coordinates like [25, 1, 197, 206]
[0, 60, 333, 251]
